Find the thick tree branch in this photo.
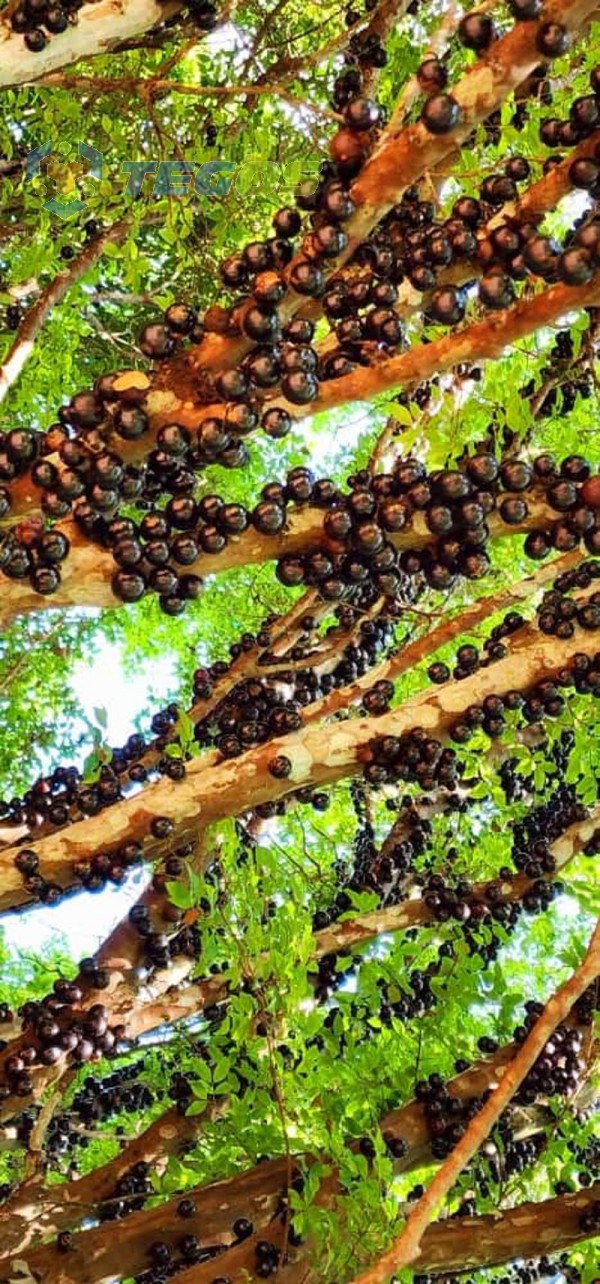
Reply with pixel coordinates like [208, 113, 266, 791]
[317, 125, 600, 349]
[0, 1157, 290, 1282]
[0, 0, 184, 88]
[0, 552, 574, 878]
[0, 618, 597, 912]
[312, 829, 587, 956]
[184, 0, 598, 378]
[0, 467, 586, 629]
[290, 274, 600, 418]
[2, 269, 598, 632]
[350, 0, 596, 222]
[401, 1183, 600, 1274]
[0, 1100, 227, 1254]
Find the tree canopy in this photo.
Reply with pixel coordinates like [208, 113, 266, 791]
[0, 1, 598, 1282]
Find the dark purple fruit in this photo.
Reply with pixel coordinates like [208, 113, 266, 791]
[421, 94, 461, 135]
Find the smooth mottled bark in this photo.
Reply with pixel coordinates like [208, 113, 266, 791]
[0, 471, 583, 626]
[0, 0, 183, 88]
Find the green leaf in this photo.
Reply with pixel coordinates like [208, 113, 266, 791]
[166, 880, 194, 910]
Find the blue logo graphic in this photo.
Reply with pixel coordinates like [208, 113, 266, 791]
[26, 141, 103, 220]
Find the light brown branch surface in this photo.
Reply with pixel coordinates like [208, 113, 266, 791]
[0, 0, 183, 88]
[404, 1182, 600, 1273]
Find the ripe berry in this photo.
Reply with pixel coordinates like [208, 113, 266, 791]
[165, 303, 197, 334]
[508, 0, 542, 15]
[273, 207, 301, 238]
[536, 22, 570, 58]
[500, 497, 528, 525]
[570, 157, 600, 190]
[428, 286, 465, 325]
[479, 271, 515, 310]
[421, 94, 461, 135]
[112, 570, 145, 602]
[458, 13, 495, 50]
[428, 662, 450, 684]
[345, 98, 380, 132]
[557, 248, 593, 285]
[289, 260, 325, 296]
[139, 324, 176, 359]
[417, 58, 448, 92]
[24, 27, 46, 50]
[233, 1217, 254, 1238]
[282, 371, 319, 404]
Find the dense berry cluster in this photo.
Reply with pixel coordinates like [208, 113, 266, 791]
[1, 24, 599, 618]
[514, 1017, 585, 1103]
[312, 781, 375, 930]
[273, 451, 600, 608]
[511, 785, 588, 878]
[364, 728, 460, 791]
[522, 324, 597, 417]
[10, 0, 84, 51]
[0, 982, 128, 1101]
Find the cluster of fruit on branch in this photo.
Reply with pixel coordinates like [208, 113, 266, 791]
[2, 0, 600, 618]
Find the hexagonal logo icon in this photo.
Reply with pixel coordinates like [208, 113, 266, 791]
[26, 141, 103, 220]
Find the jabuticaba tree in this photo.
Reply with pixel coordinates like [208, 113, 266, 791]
[0, 0, 600, 1282]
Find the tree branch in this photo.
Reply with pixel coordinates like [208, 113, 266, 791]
[404, 1182, 600, 1274]
[351, 918, 600, 1282]
[0, 452, 588, 628]
[0, 0, 184, 89]
[0, 1100, 227, 1255]
[291, 274, 600, 419]
[0, 606, 596, 914]
[0, 219, 130, 409]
